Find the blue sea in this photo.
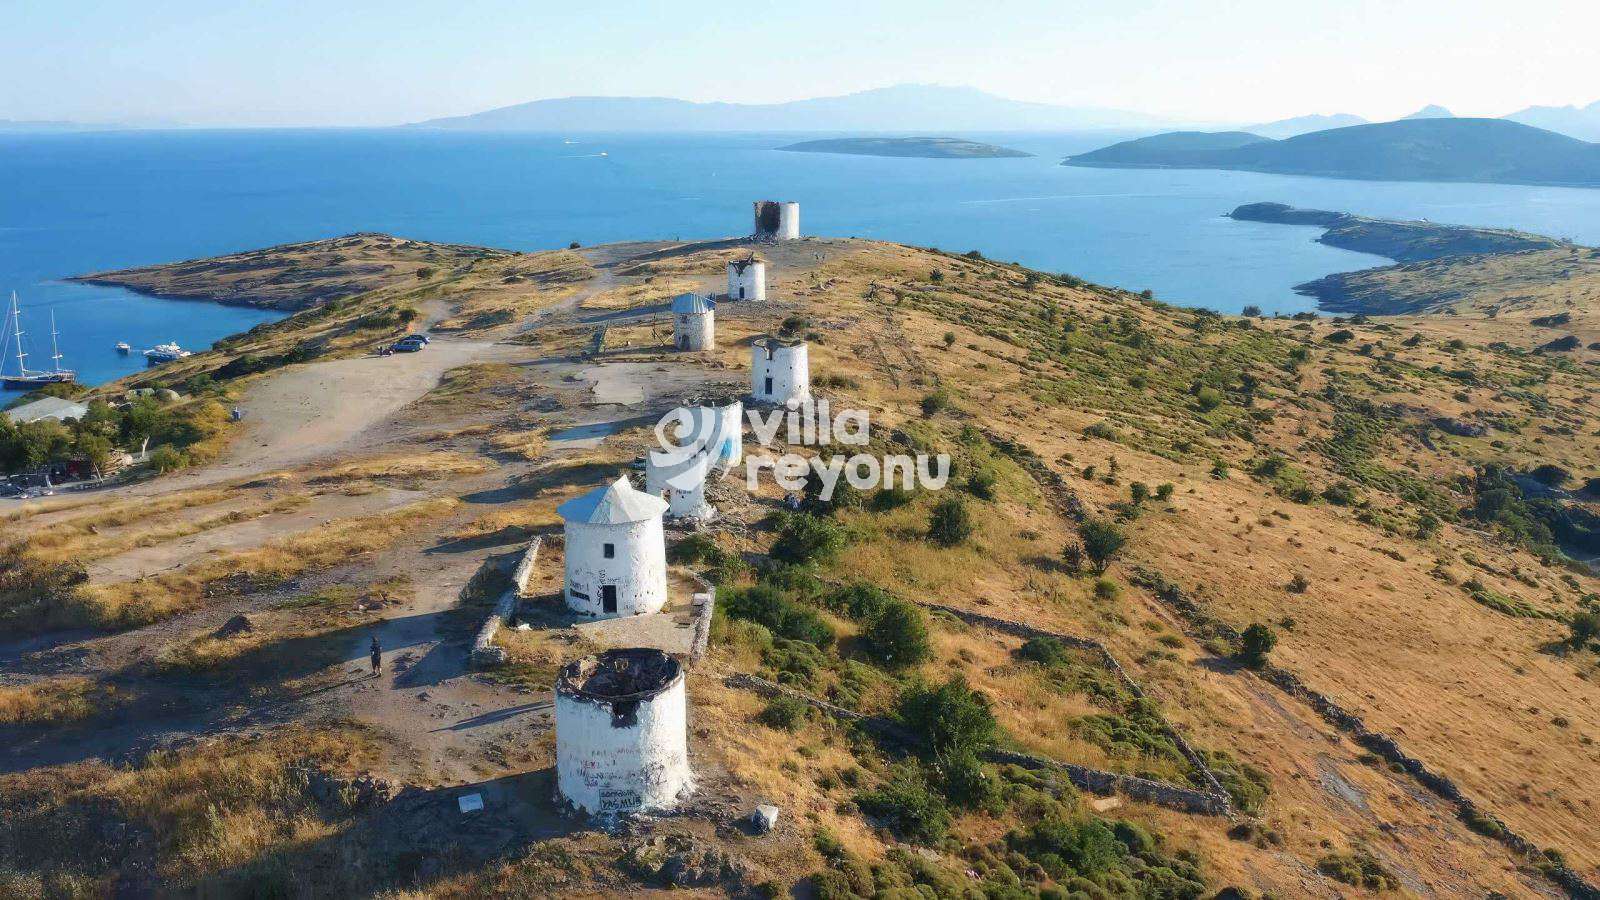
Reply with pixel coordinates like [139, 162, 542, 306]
[5, 129, 1600, 385]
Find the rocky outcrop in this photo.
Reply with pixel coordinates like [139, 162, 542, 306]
[623, 833, 762, 893]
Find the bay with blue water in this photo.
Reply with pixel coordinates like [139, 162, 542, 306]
[4, 128, 1600, 386]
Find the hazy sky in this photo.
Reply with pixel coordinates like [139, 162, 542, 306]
[3, 0, 1596, 127]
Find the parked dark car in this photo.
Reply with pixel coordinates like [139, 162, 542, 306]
[391, 335, 427, 353]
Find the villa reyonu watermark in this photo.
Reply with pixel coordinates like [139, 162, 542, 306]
[652, 399, 949, 499]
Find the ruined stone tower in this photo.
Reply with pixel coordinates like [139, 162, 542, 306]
[753, 201, 800, 241]
[556, 477, 668, 619]
[751, 336, 810, 406]
[555, 648, 691, 817]
[726, 255, 766, 302]
[670, 292, 714, 351]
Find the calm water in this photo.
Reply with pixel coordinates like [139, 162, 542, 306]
[5, 129, 1600, 385]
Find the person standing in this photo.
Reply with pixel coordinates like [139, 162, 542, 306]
[369, 635, 383, 676]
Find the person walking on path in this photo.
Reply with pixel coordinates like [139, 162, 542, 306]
[369, 635, 383, 676]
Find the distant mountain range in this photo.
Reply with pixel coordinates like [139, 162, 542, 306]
[1246, 113, 1369, 139]
[409, 84, 1186, 132]
[1065, 118, 1600, 188]
[1504, 101, 1600, 142]
[1401, 104, 1455, 120]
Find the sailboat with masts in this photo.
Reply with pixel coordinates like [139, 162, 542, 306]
[2, 292, 77, 390]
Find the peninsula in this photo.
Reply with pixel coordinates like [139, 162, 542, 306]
[1232, 201, 1600, 322]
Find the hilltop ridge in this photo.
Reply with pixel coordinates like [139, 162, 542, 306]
[3, 231, 1600, 897]
[1067, 117, 1600, 187]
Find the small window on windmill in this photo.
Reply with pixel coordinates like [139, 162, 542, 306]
[603, 543, 615, 559]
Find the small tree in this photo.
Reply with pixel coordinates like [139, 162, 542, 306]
[1078, 517, 1126, 573]
[942, 331, 956, 350]
[1155, 483, 1175, 501]
[1129, 482, 1150, 506]
[1570, 610, 1600, 650]
[863, 599, 932, 669]
[927, 497, 974, 547]
[76, 434, 113, 478]
[1241, 305, 1263, 318]
[1237, 623, 1277, 668]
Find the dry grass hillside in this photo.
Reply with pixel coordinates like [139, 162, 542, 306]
[4, 232, 1599, 898]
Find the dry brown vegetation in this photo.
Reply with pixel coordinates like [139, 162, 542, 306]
[7, 233, 1600, 897]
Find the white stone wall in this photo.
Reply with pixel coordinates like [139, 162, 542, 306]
[751, 341, 810, 405]
[563, 517, 667, 618]
[673, 309, 713, 351]
[556, 671, 690, 816]
[727, 259, 766, 302]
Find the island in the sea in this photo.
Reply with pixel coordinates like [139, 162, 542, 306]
[776, 136, 1032, 159]
[1065, 118, 1600, 188]
[1231, 201, 1600, 319]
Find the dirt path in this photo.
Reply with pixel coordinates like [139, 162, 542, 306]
[85, 487, 428, 582]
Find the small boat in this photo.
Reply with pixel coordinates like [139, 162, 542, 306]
[115, 341, 131, 354]
[2, 292, 77, 390]
[144, 342, 192, 364]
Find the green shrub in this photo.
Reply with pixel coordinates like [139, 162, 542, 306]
[1093, 578, 1121, 601]
[1316, 851, 1396, 890]
[756, 696, 809, 732]
[1236, 623, 1276, 669]
[1155, 483, 1175, 501]
[1017, 636, 1071, 667]
[898, 675, 996, 757]
[870, 485, 916, 511]
[722, 585, 834, 647]
[927, 497, 974, 547]
[1129, 482, 1150, 505]
[861, 599, 932, 669]
[966, 467, 999, 500]
[1570, 610, 1600, 649]
[1321, 481, 1360, 506]
[920, 390, 952, 417]
[936, 750, 1001, 812]
[148, 444, 187, 473]
[770, 513, 847, 565]
[856, 766, 951, 844]
[1079, 518, 1127, 573]
[825, 583, 892, 620]
[1083, 421, 1120, 441]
